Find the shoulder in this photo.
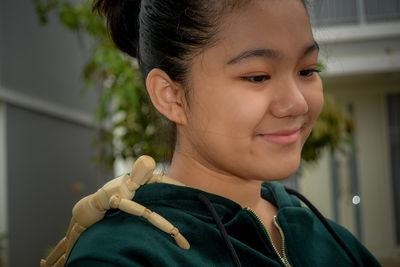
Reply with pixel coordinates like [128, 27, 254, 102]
[327, 220, 381, 266]
[66, 209, 183, 266]
[264, 183, 381, 266]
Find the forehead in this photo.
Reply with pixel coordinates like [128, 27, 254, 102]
[214, 0, 314, 59]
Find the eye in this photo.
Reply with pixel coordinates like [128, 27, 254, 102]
[298, 69, 321, 77]
[241, 75, 271, 83]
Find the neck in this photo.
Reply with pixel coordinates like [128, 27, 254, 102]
[167, 149, 265, 209]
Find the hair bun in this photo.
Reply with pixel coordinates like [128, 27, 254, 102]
[93, 0, 141, 57]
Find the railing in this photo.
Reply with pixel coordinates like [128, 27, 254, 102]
[309, 0, 400, 26]
[365, 0, 400, 22]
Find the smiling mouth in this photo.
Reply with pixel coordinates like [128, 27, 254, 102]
[258, 128, 301, 145]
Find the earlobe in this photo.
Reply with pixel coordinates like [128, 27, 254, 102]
[146, 69, 188, 125]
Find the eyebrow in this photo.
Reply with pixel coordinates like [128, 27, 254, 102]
[226, 40, 320, 65]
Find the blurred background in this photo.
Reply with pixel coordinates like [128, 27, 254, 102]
[0, 0, 399, 266]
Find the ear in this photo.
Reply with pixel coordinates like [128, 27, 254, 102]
[146, 68, 188, 125]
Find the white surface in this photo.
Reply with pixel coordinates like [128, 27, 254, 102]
[323, 52, 400, 77]
[314, 21, 400, 77]
[314, 21, 400, 44]
[0, 86, 94, 128]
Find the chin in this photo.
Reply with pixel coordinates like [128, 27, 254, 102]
[259, 157, 301, 181]
[268, 168, 298, 181]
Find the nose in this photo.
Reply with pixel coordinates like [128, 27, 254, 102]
[269, 78, 309, 118]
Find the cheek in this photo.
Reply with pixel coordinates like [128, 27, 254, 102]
[191, 84, 267, 136]
[219, 91, 266, 130]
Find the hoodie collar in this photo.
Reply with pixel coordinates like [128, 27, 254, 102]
[134, 181, 301, 218]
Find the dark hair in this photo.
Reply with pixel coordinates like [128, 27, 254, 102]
[94, 0, 246, 83]
[93, 0, 308, 159]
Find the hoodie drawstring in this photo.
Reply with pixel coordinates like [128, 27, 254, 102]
[285, 187, 362, 267]
[197, 193, 242, 267]
[197, 189, 362, 267]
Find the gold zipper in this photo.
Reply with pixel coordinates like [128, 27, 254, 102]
[245, 207, 291, 267]
[273, 216, 290, 267]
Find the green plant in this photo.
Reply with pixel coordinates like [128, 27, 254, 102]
[302, 94, 354, 162]
[34, 0, 168, 171]
[33, 0, 353, 168]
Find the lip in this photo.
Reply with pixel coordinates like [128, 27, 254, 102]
[258, 128, 301, 144]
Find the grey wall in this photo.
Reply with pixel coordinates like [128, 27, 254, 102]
[7, 105, 102, 266]
[0, 0, 97, 113]
[0, 0, 111, 266]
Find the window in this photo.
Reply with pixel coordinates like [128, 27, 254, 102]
[365, 0, 400, 22]
[311, 0, 358, 26]
[310, 0, 400, 26]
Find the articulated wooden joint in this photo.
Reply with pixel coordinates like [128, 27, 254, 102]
[40, 155, 190, 267]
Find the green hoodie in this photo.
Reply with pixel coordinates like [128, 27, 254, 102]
[66, 182, 380, 266]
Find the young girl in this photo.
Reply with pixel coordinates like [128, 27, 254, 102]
[64, 0, 380, 266]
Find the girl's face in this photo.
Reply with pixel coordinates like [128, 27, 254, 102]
[178, 0, 323, 181]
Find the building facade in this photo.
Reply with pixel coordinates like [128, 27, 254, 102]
[300, 0, 400, 264]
